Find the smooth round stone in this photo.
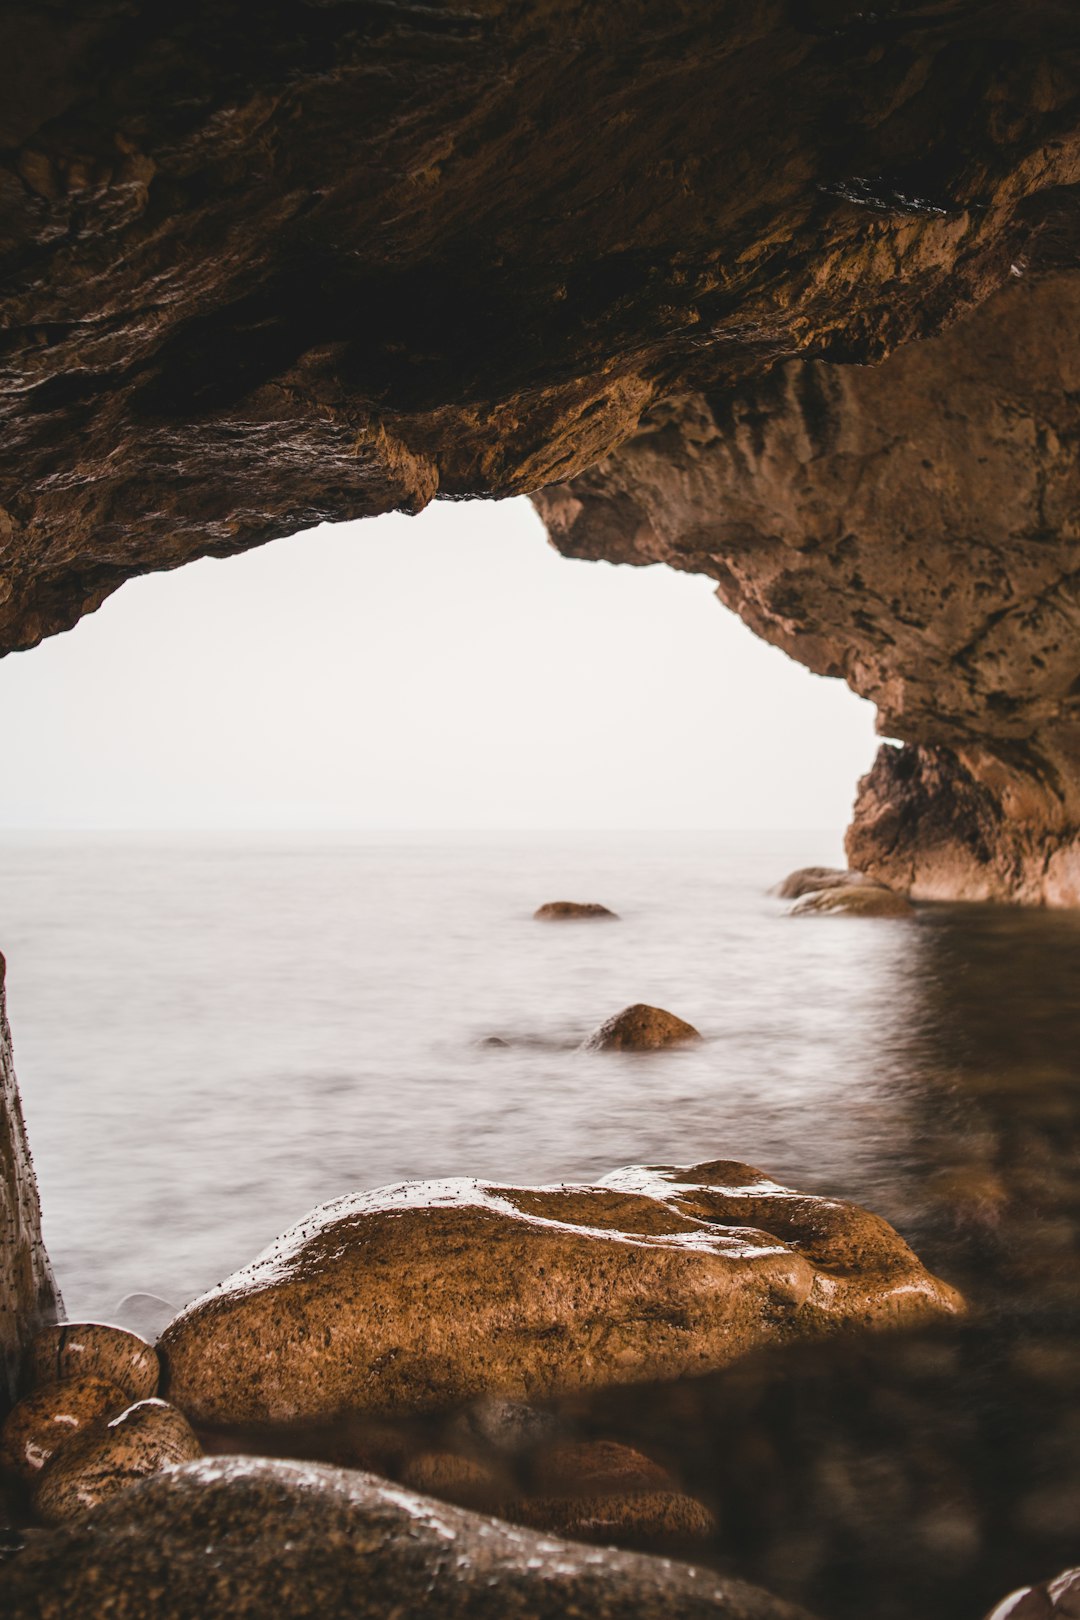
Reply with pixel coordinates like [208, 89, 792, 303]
[0, 1375, 130, 1480]
[26, 1323, 160, 1402]
[32, 1398, 201, 1525]
[580, 1003, 701, 1051]
[534, 901, 619, 920]
[501, 1488, 717, 1547]
[531, 1439, 674, 1497]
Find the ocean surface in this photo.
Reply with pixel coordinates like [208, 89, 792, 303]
[3, 831, 1080, 1619]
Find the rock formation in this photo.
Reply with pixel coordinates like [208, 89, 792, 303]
[0, 1455, 814, 1620]
[580, 1005, 701, 1051]
[159, 1160, 962, 1425]
[535, 272, 1080, 904]
[0, 955, 60, 1413]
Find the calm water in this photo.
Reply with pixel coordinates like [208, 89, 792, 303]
[2, 831, 1080, 1618]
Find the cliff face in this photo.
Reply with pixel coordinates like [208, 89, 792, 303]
[2, 3, 1080, 655]
[535, 273, 1080, 903]
[0, 954, 61, 1410]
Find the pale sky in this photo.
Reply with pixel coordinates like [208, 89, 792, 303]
[0, 497, 879, 830]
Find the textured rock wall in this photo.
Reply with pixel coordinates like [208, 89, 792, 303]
[535, 273, 1080, 903]
[0, 953, 61, 1411]
[2, 4, 1080, 653]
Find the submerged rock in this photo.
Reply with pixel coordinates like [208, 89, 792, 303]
[535, 902, 619, 921]
[159, 1160, 962, 1425]
[581, 1004, 701, 1051]
[25, 1322, 159, 1401]
[772, 867, 880, 901]
[32, 1398, 201, 1525]
[790, 885, 914, 918]
[0, 1455, 812, 1620]
[111, 1293, 177, 1342]
[0, 1374, 128, 1480]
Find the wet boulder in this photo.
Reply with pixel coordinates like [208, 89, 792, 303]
[25, 1322, 160, 1401]
[159, 1160, 963, 1426]
[0, 1374, 129, 1480]
[983, 1568, 1080, 1619]
[535, 902, 619, 920]
[790, 884, 914, 918]
[772, 867, 878, 900]
[0, 1455, 813, 1620]
[32, 1398, 201, 1524]
[581, 1004, 701, 1051]
[502, 1438, 716, 1550]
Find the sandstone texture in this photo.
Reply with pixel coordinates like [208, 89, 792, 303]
[0, 955, 60, 1412]
[790, 885, 914, 918]
[581, 1005, 702, 1052]
[0, 1455, 813, 1620]
[159, 1161, 962, 1425]
[535, 902, 618, 921]
[536, 272, 1080, 905]
[31, 1397, 201, 1525]
[25, 1323, 159, 1403]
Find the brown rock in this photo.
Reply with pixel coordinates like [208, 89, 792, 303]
[158, 1160, 962, 1426]
[25, 1323, 159, 1403]
[534, 902, 619, 921]
[790, 885, 914, 918]
[0, 1456, 813, 1620]
[580, 1005, 701, 1051]
[502, 1488, 716, 1548]
[0, 953, 60, 1411]
[772, 868, 881, 901]
[32, 1398, 201, 1525]
[983, 1568, 1080, 1620]
[534, 274, 1080, 909]
[0, 1375, 128, 1481]
[531, 1439, 673, 1498]
[397, 1449, 500, 1508]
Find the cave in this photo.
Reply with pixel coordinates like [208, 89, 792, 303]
[3, 5, 1080, 1619]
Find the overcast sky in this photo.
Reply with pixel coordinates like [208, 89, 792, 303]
[0, 498, 879, 831]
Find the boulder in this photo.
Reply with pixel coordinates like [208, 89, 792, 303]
[581, 1005, 701, 1052]
[772, 868, 880, 901]
[397, 1449, 500, 1509]
[0, 1455, 813, 1620]
[159, 1160, 962, 1426]
[501, 1488, 716, 1548]
[24, 1323, 159, 1401]
[790, 885, 914, 918]
[983, 1568, 1080, 1619]
[31, 1398, 201, 1525]
[534, 902, 619, 921]
[0, 1374, 128, 1480]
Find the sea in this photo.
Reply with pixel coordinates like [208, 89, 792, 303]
[3, 829, 1079, 1619]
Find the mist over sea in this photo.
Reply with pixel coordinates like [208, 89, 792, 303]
[2, 829, 1079, 1332]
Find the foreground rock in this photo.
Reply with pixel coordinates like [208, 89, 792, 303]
[581, 1005, 701, 1051]
[790, 886, 915, 918]
[535, 902, 618, 921]
[0, 1457, 812, 1620]
[0, 953, 60, 1410]
[0, 1375, 127, 1480]
[32, 1398, 200, 1525]
[159, 1161, 962, 1425]
[984, 1568, 1080, 1619]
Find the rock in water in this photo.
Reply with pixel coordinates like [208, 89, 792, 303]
[581, 1005, 701, 1051]
[983, 1569, 1080, 1619]
[790, 885, 914, 918]
[159, 1161, 963, 1425]
[772, 868, 880, 900]
[534, 902, 619, 920]
[0, 1456, 815, 1620]
[25, 1322, 160, 1401]
[32, 1398, 201, 1524]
